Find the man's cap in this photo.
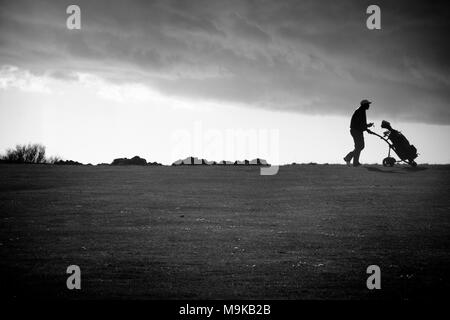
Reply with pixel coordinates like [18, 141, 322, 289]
[360, 99, 372, 105]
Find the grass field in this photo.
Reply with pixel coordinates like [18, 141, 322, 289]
[0, 164, 449, 300]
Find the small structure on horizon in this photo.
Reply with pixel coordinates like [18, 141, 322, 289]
[172, 156, 206, 166]
[54, 159, 84, 166]
[111, 156, 147, 166]
[172, 157, 269, 166]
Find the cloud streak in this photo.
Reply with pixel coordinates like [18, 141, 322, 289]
[0, 65, 52, 93]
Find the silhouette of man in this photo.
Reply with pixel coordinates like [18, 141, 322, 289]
[344, 99, 374, 166]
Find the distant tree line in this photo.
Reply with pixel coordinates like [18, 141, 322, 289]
[0, 144, 162, 166]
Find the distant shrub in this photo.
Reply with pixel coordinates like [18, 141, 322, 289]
[0, 144, 87, 166]
[46, 155, 63, 164]
[147, 161, 162, 166]
[54, 160, 84, 165]
[1, 143, 46, 164]
[111, 156, 147, 166]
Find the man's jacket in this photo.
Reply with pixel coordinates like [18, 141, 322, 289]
[350, 107, 368, 132]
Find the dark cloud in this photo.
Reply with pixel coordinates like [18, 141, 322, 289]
[0, 0, 449, 124]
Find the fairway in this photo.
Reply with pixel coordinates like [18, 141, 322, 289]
[0, 164, 449, 299]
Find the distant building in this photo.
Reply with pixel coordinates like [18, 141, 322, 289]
[172, 156, 209, 166]
[172, 156, 269, 166]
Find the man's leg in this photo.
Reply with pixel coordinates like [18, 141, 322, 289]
[344, 130, 354, 164]
[344, 151, 354, 164]
[352, 130, 365, 166]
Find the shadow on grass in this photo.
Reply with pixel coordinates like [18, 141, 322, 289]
[403, 166, 428, 172]
[365, 166, 428, 174]
[365, 166, 404, 174]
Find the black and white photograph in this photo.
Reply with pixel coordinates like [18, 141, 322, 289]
[0, 0, 449, 310]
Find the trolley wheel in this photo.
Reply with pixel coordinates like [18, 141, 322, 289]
[382, 157, 396, 167]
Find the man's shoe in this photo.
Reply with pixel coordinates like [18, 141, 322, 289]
[353, 162, 362, 167]
[343, 157, 351, 166]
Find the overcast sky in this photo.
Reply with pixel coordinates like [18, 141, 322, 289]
[0, 0, 449, 164]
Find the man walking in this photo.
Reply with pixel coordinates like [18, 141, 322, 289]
[344, 99, 374, 167]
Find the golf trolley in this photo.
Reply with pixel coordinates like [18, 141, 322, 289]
[367, 120, 418, 167]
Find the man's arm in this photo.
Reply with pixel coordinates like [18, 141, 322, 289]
[363, 110, 373, 130]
